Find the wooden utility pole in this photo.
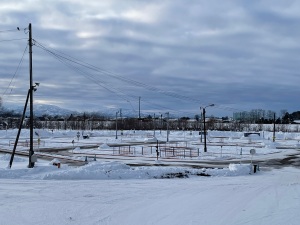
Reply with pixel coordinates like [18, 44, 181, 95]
[28, 23, 35, 168]
[203, 107, 207, 152]
[273, 113, 276, 142]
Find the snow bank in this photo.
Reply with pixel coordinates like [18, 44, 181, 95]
[0, 160, 254, 180]
[264, 141, 281, 149]
[98, 143, 110, 149]
[0, 153, 26, 162]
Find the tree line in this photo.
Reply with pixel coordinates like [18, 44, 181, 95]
[1, 105, 300, 132]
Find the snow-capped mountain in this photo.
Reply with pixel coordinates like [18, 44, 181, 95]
[5, 104, 78, 117]
[3, 104, 174, 118]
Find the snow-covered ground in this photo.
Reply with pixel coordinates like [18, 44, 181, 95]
[1, 129, 300, 225]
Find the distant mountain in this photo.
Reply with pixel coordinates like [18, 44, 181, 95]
[98, 108, 139, 118]
[4, 104, 176, 118]
[34, 104, 78, 116]
[5, 104, 78, 117]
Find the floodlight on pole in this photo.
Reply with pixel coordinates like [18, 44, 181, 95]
[202, 104, 214, 152]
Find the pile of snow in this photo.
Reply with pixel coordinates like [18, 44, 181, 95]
[98, 143, 110, 149]
[49, 158, 61, 165]
[264, 141, 281, 149]
[144, 137, 158, 142]
[229, 163, 251, 174]
[0, 161, 254, 180]
[0, 154, 25, 162]
[241, 134, 262, 141]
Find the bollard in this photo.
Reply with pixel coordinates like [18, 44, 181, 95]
[253, 164, 258, 173]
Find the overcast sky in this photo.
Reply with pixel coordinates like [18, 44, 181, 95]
[1, 0, 300, 117]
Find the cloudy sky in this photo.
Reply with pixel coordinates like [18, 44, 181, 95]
[1, 0, 300, 117]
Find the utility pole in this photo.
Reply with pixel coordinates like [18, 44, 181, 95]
[202, 104, 214, 152]
[28, 23, 34, 168]
[200, 109, 203, 143]
[153, 113, 156, 137]
[120, 108, 122, 133]
[138, 96, 141, 119]
[203, 107, 207, 152]
[115, 111, 119, 139]
[160, 114, 162, 134]
[166, 112, 169, 142]
[273, 113, 276, 142]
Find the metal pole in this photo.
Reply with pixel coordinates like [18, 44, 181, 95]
[273, 113, 276, 142]
[153, 113, 156, 137]
[138, 97, 141, 130]
[166, 112, 169, 142]
[203, 108, 207, 152]
[200, 109, 203, 143]
[160, 114, 162, 134]
[138, 96, 141, 119]
[115, 111, 118, 139]
[156, 140, 159, 160]
[28, 23, 34, 168]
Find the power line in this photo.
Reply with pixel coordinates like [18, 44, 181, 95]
[0, 38, 27, 42]
[33, 40, 205, 104]
[33, 40, 250, 115]
[2, 44, 28, 97]
[34, 42, 133, 103]
[34, 42, 191, 115]
[0, 27, 21, 33]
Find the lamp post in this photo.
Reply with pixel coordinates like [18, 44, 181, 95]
[153, 113, 156, 137]
[160, 113, 162, 134]
[115, 111, 119, 139]
[200, 110, 203, 143]
[202, 104, 214, 152]
[166, 112, 169, 142]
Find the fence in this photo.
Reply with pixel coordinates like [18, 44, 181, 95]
[9, 139, 45, 148]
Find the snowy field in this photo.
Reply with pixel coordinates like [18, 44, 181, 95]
[1, 129, 300, 225]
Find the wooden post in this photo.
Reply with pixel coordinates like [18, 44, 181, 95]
[273, 113, 276, 142]
[28, 23, 35, 168]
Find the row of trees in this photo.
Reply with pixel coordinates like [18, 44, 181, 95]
[1, 105, 300, 132]
[1, 114, 299, 133]
[233, 109, 300, 124]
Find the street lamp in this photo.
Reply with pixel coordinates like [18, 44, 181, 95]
[200, 111, 203, 143]
[159, 113, 163, 134]
[115, 110, 119, 139]
[166, 112, 169, 142]
[153, 113, 156, 137]
[201, 104, 214, 152]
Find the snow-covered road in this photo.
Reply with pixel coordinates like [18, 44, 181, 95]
[1, 167, 300, 225]
[1, 129, 300, 224]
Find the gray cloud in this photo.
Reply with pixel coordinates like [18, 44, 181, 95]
[1, 0, 300, 117]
